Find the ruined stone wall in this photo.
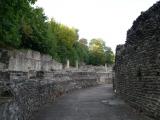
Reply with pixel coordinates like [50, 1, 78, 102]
[97, 72, 113, 84]
[79, 65, 113, 72]
[114, 1, 160, 119]
[0, 71, 98, 120]
[0, 48, 112, 120]
[79, 65, 113, 84]
[0, 49, 62, 71]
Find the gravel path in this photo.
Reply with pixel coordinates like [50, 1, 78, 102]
[33, 85, 152, 120]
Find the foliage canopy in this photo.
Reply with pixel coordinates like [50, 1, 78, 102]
[0, 0, 114, 66]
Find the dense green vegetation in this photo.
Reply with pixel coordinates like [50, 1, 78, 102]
[88, 39, 114, 65]
[0, 0, 114, 66]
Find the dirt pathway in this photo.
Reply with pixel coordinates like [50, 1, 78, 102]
[33, 85, 151, 120]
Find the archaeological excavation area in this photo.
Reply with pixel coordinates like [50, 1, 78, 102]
[0, 1, 160, 120]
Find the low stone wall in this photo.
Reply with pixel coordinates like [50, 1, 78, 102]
[0, 49, 62, 71]
[79, 65, 113, 73]
[0, 48, 112, 120]
[0, 71, 98, 120]
[97, 72, 113, 84]
[79, 65, 113, 84]
[114, 1, 160, 120]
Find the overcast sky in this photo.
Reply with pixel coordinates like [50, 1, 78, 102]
[35, 0, 158, 52]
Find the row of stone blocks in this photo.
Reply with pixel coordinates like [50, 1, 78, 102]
[0, 71, 98, 120]
[0, 49, 62, 72]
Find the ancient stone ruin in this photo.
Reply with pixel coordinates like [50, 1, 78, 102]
[114, 1, 160, 119]
[0, 48, 112, 120]
[0, 49, 62, 71]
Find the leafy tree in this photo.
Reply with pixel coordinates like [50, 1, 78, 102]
[47, 21, 58, 59]
[88, 38, 115, 65]
[0, 0, 37, 48]
[104, 47, 115, 65]
[0, 0, 114, 66]
[79, 38, 88, 46]
[88, 38, 106, 65]
[20, 7, 51, 53]
[73, 41, 89, 64]
[48, 19, 79, 64]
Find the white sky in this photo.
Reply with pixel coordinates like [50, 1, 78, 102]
[35, 0, 158, 52]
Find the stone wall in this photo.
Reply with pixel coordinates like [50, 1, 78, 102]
[97, 72, 113, 84]
[0, 49, 62, 71]
[79, 65, 113, 84]
[0, 71, 98, 120]
[0, 48, 112, 120]
[114, 1, 160, 120]
[79, 65, 113, 72]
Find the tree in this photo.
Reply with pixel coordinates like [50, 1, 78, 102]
[79, 38, 88, 46]
[0, 0, 114, 66]
[73, 41, 89, 65]
[104, 47, 115, 65]
[88, 38, 106, 65]
[20, 7, 51, 53]
[0, 0, 37, 48]
[88, 38, 115, 65]
[48, 19, 79, 64]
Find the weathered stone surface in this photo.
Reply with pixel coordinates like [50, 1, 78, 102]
[0, 48, 112, 120]
[0, 71, 98, 120]
[79, 65, 113, 84]
[79, 65, 113, 72]
[114, 1, 160, 120]
[0, 49, 62, 71]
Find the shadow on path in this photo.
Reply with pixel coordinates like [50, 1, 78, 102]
[33, 85, 151, 120]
